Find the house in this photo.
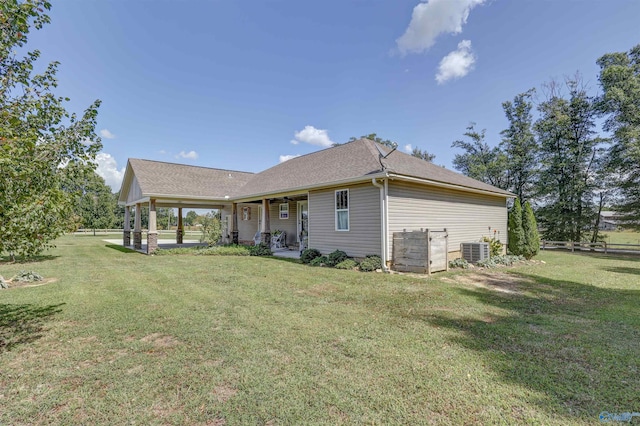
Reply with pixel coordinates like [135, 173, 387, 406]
[118, 139, 514, 268]
[598, 211, 620, 231]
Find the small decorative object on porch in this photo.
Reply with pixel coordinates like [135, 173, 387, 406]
[271, 230, 286, 250]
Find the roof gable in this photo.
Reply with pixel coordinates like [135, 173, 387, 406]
[118, 159, 254, 204]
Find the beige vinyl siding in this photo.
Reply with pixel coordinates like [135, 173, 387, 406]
[222, 202, 299, 245]
[268, 202, 298, 247]
[308, 183, 381, 258]
[126, 176, 143, 204]
[387, 181, 508, 258]
[219, 204, 258, 243]
[235, 204, 260, 243]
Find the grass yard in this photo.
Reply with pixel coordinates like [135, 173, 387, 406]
[601, 230, 640, 247]
[1, 236, 638, 425]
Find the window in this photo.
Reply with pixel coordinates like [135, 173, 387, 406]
[279, 203, 289, 219]
[242, 206, 251, 221]
[335, 189, 349, 231]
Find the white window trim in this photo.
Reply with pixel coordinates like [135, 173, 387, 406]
[279, 203, 289, 219]
[335, 189, 349, 231]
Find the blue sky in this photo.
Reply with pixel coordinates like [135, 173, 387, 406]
[27, 0, 640, 190]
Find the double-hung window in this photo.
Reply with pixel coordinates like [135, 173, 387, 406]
[335, 189, 349, 231]
[279, 203, 289, 219]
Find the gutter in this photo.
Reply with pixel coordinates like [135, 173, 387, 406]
[372, 176, 390, 272]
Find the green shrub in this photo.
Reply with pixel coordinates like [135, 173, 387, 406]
[13, 270, 43, 282]
[508, 198, 525, 255]
[199, 212, 223, 246]
[327, 250, 348, 267]
[300, 248, 322, 264]
[476, 258, 497, 268]
[481, 236, 503, 257]
[310, 255, 329, 267]
[248, 243, 272, 256]
[335, 259, 359, 270]
[522, 201, 540, 259]
[449, 258, 469, 269]
[476, 255, 525, 268]
[359, 255, 382, 272]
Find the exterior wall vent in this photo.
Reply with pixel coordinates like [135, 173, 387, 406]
[460, 242, 490, 263]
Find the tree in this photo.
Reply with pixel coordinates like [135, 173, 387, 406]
[451, 123, 509, 188]
[184, 210, 198, 227]
[344, 133, 398, 149]
[500, 89, 538, 202]
[411, 147, 436, 162]
[534, 77, 602, 242]
[199, 212, 222, 246]
[67, 168, 116, 234]
[0, 1, 102, 259]
[508, 198, 525, 255]
[522, 201, 540, 259]
[597, 44, 640, 229]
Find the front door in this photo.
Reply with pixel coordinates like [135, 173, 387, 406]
[297, 201, 308, 247]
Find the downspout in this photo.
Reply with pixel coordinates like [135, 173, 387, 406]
[372, 176, 389, 272]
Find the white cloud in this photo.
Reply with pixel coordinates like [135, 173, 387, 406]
[176, 150, 199, 160]
[158, 149, 166, 155]
[279, 154, 301, 163]
[95, 152, 125, 191]
[436, 40, 476, 84]
[404, 144, 413, 153]
[396, 0, 485, 55]
[291, 125, 335, 147]
[100, 129, 116, 139]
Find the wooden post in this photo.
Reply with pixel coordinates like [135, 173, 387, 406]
[123, 205, 131, 246]
[261, 198, 271, 245]
[147, 199, 158, 254]
[231, 202, 239, 244]
[133, 203, 142, 249]
[177, 207, 183, 244]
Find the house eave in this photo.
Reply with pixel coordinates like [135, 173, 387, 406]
[232, 172, 390, 202]
[387, 173, 515, 198]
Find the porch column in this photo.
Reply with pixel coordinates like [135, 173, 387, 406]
[231, 202, 239, 244]
[133, 203, 142, 250]
[123, 205, 131, 246]
[176, 207, 183, 244]
[147, 199, 158, 254]
[261, 198, 271, 245]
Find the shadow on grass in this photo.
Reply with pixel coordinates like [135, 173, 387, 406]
[0, 303, 65, 353]
[571, 251, 640, 262]
[401, 272, 639, 420]
[105, 244, 140, 254]
[0, 255, 60, 265]
[267, 255, 303, 265]
[603, 266, 640, 276]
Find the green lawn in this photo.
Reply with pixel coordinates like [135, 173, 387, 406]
[1, 236, 638, 425]
[601, 230, 640, 246]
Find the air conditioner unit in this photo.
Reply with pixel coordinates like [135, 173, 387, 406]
[461, 242, 490, 263]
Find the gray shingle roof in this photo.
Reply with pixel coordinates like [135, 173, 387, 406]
[234, 138, 385, 197]
[122, 139, 512, 202]
[128, 159, 254, 199]
[235, 139, 512, 198]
